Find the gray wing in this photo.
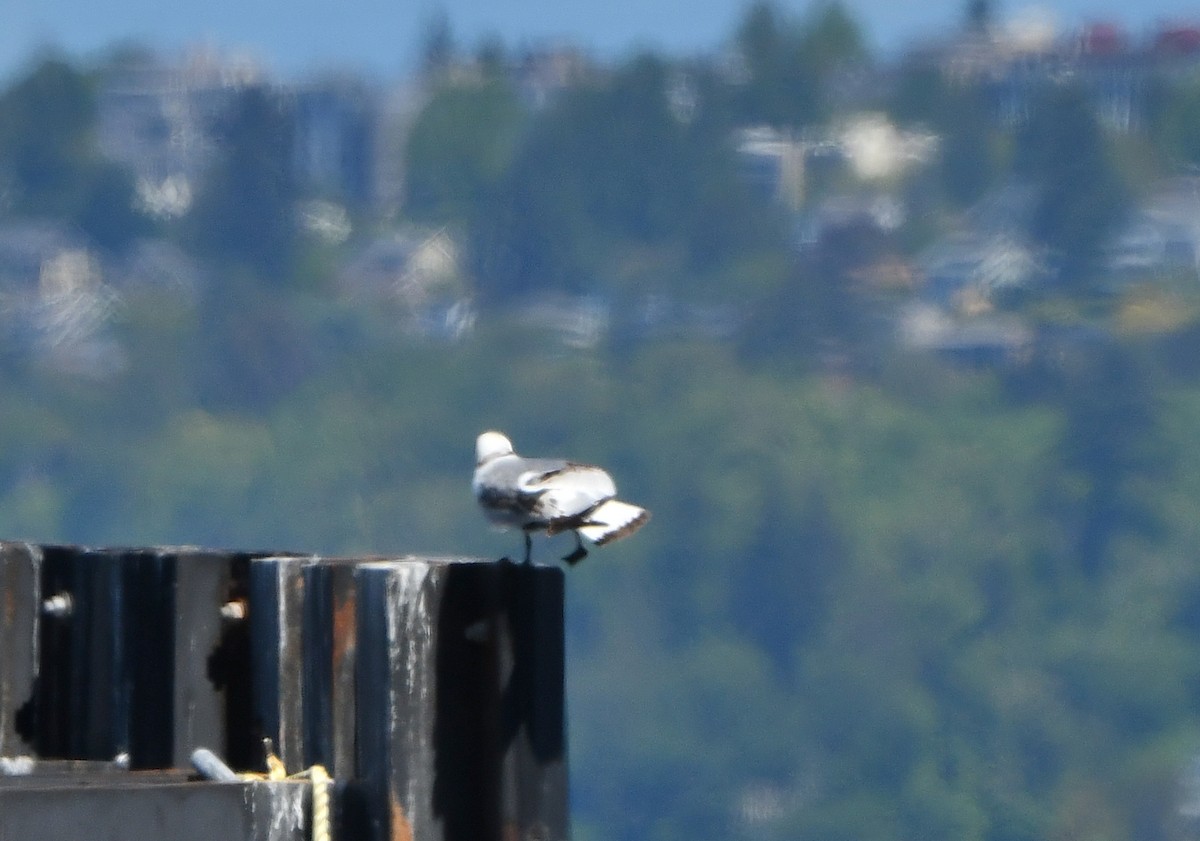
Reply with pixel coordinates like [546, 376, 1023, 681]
[518, 461, 617, 524]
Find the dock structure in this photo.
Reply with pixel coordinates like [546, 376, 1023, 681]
[0, 542, 569, 841]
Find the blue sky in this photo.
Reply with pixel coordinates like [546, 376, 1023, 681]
[4, 0, 1200, 82]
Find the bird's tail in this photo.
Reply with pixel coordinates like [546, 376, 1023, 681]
[577, 500, 650, 546]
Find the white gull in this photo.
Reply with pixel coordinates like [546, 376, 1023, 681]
[472, 431, 650, 564]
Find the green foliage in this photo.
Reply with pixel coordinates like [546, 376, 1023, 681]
[75, 162, 153, 252]
[1015, 83, 1132, 289]
[470, 53, 781, 300]
[186, 85, 298, 279]
[10, 25, 1200, 841]
[890, 64, 1002, 208]
[0, 276, 1191, 841]
[0, 58, 95, 215]
[419, 11, 457, 80]
[1146, 74, 1200, 169]
[404, 79, 526, 223]
[730, 1, 867, 129]
[0, 58, 149, 252]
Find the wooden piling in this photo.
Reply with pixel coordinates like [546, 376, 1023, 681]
[355, 558, 568, 841]
[0, 544, 570, 841]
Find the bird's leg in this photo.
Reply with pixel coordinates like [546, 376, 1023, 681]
[562, 532, 588, 565]
[523, 531, 533, 566]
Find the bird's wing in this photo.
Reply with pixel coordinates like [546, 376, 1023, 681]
[518, 462, 616, 523]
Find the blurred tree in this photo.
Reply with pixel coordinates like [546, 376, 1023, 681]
[1145, 74, 1200, 168]
[0, 57, 149, 252]
[887, 58, 945, 124]
[419, 11, 457, 81]
[192, 274, 314, 413]
[742, 213, 892, 367]
[74, 163, 151, 252]
[404, 78, 526, 224]
[0, 58, 94, 215]
[888, 61, 1001, 208]
[1015, 83, 1131, 291]
[966, 0, 994, 34]
[937, 85, 1000, 207]
[474, 36, 508, 79]
[733, 486, 845, 672]
[472, 53, 771, 301]
[798, 2, 868, 74]
[187, 84, 297, 280]
[182, 85, 307, 411]
[730, 1, 866, 129]
[1049, 341, 1166, 577]
[731, 2, 821, 128]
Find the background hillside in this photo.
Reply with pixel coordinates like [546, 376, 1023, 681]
[5, 3, 1200, 839]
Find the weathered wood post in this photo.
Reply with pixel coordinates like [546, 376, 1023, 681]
[12, 545, 260, 769]
[0, 542, 39, 757]
[246, 554, 361, 777]
[0, 545, 570, 841]
[248, 554, 315, 773]
[356, 558, 569, 841]
[24, 544, 181, 766]
[301, 559, 359, 777]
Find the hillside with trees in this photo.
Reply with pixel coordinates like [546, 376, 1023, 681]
[5, 3, 1200, 839]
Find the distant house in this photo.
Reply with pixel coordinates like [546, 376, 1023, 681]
[916, 14, 1200, 133]
[734, 116, 936, 212]
[0, 222, 81, 292]
[1107, 179, 1200, 278]
[898, 302, 1033, 365]
[336, 229, 473, 339]
[836, 113, 938, 182]
[96, 49, 253, 216]
[515, 294, 610, 349]
[919, 231, 1045, 311]
[98, 49, 387, 216]
[0, 221, 124, 374]
[735, 127, 810, 210]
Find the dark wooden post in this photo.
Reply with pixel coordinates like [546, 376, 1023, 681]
[27, 544, 131, 762]
[5, 544, 258, 769]
[0, 542, 39, 757]
[0, 546, 570, 841]
[301, 559, 359, 777]
[356, 558, 569, 841]
[248, 555, 315, 773]
[167, 548, 242, 769]
[247, 555, 361, 777]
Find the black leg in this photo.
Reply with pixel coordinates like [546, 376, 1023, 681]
[524, 531, 533, 565]
[562, 533, 588, 565]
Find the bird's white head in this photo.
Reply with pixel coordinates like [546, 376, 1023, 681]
[476, 431, 515, 465]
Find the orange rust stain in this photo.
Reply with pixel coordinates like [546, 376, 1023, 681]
[390, 795, 414, 841]
[332, 593, 356, 664]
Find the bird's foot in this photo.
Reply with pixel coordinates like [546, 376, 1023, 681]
[562, 545, 588, 565]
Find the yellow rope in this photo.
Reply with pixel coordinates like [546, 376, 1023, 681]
[307, 764, 332, 841]
[235, 741, 334, 841]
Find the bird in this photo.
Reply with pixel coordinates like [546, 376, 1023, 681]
[472, 431, 650, 565]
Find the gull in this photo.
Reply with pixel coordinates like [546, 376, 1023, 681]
[473, 431, 650, 564]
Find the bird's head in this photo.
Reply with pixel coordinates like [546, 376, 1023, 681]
[476, 431, 515, 465]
